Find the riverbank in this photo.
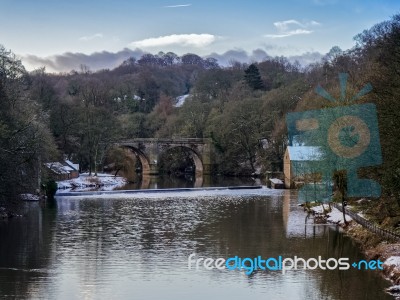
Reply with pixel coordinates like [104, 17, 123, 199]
[311, 203, 400, 298]
[56, 173, 127, 192]
[346, 222, 400, 298]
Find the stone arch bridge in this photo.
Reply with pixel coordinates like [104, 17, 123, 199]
[114, 138, 212, 175]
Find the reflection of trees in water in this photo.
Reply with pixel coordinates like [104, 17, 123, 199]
[317, 231, 391, 300]
[282, 192, 391, 299]
[189, 196, 391, 300]
[119, 174, 198, 190]
[191, 196, 286, 256]
[0, 202, 57, 298]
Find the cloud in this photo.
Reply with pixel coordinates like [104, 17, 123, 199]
[286, 51, 324, 66]
[309, 20, 321, 26]
[207, 49, 323, 67]
[265, 19, 320, 38]
[265, 29, 313, 38]
[164, 4, 192, 8]
[207, 49, 254, 66]
[206, 49, 271, 66]
[274, 20, 303, 32]
[22, 48, 324, 73]
[129, 34, 216, 48]
[79, 33, 104, 41]
[23, 48, 146, 73]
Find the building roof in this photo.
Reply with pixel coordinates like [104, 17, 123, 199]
[64, 159, 79, 171]
[287, 146, 322, 161]
[44, 162, 72, 175]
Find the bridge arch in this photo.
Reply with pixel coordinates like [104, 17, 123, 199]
[158, 145, 203, 175]
[123, 146, 151, 175]
[114, 138, 212, 176]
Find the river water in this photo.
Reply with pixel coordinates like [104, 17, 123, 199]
[0, 188, 392, 299]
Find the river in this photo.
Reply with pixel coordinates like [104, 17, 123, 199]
[0, 187, 393, 299]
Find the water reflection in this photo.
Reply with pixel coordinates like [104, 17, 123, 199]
[0, 190, 392, 299]
[120, 174, 260, 190]
[0, 202, 57, 298]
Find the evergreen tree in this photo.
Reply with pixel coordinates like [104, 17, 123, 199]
[244, 64, 264, 90]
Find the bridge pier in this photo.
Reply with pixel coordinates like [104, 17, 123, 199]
[147, 163, 159, 175]
[202, 163, 212, 175]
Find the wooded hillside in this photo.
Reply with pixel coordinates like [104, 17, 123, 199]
[1, 15, 400, 225]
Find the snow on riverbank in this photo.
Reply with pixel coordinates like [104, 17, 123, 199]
[57, 173, 127, 192]
[384, 256, 400, 297]
[385, 256, 400, 269]
[311, 205, 352, 225]
[327, 208, 352, 224]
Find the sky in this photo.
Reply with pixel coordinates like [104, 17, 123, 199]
[1, 0, 399, 72]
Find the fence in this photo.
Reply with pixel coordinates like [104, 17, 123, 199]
[332, 202, 400, 241]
